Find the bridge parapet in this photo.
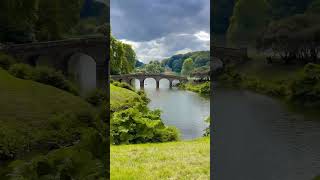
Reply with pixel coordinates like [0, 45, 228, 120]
[111, 73, 188, 88]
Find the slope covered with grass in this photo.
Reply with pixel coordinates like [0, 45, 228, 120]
[110, 84, 141, 111]
[0, 68, 99, 177]
[111, 137, 210, 179]
[0, 68, 93, 127]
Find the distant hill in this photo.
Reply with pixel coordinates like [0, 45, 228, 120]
[135, 60, 145, 68]
[162, 51, 209, 73]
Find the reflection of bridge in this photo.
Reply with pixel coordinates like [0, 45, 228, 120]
[111, 74, 188, 88]
[1, 36, 108, 95]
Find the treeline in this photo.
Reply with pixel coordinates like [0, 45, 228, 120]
[162, 51, 210, 76]
[110, 35, 136, 75]
[0, 0, 108, 43]
[214, 0, 320, 64]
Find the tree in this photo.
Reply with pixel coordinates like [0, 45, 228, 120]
[145, 61, 164, 74]
[227, 0, 270, 47]
[181, 58, 194, 76]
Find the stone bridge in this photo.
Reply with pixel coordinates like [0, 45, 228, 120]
[212, 46, 249, 71]
[111, 74, 188, 88]
[1, 36, 108, 95]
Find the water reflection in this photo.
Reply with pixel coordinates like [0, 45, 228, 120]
[133, 78, 210, 139]
[213, 88, 320, 180]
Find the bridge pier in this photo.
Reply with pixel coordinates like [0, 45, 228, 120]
[169, 80, 173, 88]
[140, 79, 144, 89]
[156, 80, 160, 89]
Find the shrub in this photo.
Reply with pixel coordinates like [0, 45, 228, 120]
[8, 63, 33, 79]
[32, 67, 78, 95]
[0, 53, 16, 70]
[7, 147, 106, 179]
[112, 81, 134, 91]
[289, 63, 320, 106]
[85, 89, 107, 106]
[110, 103, 179, 145]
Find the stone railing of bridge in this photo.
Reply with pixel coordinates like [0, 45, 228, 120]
[111, 73, 188, 88]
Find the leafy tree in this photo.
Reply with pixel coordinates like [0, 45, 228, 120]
[227, 0, 270, 47]
[268, 0, 313, 19]
[145, 61, 165, 74]
[181, 58, 194, 76]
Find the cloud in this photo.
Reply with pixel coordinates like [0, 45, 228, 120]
[112, 0, 210, 63]
[120, 32, 209, 63]
[111, 0, 210, 41]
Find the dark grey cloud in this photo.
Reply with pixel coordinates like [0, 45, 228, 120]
[111, 0, 209, 41]
[111, 0, 210, 63]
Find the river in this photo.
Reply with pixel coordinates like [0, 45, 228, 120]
[134, 78, 210, 140]
[213, 88, 320, 180]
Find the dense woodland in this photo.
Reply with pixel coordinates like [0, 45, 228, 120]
[214, 0, 320, 59]
[0, 0, 108, 43]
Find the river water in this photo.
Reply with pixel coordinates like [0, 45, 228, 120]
[213, 88, 320, 180]
[134, 79, 210, 139]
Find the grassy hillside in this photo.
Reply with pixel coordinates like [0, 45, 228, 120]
[111, 137, 210, 180]
[0, 68, 93, 129]
[110, 84, 141, 111]
[0, 68, 98, 177]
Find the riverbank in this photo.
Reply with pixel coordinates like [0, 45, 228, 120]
[111, 137, 209, 179]
[178, 81, 210, 96]
[217, 52, 320, 109]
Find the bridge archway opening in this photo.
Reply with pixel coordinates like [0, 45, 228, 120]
[144, 78, 156, 88]
[68, 53, 96, 95]
[159, 78, 170, 89]
[172, 79, 180, 86]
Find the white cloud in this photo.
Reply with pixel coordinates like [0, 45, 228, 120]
[119, 32, 210, 64]
[194, 31, 210, 41]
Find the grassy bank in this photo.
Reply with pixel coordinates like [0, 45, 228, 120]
[111, 137, 210, 180]
[0, 68, 107, 178]
[179, 81, 210, 96]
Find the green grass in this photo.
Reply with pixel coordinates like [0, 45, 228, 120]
[111, 137, 210, 180]
[0, 68, 93, 129]
[110, 84, 141, 111]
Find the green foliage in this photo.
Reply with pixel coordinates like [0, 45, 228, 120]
[112, 81, 134, 91]
[9, 64, 78, 95]
[32, 67, 78, 95]
[257, 14, 320, 64]
[0, 53, 16, 70]
[111, 103, 179, 145]
[8, 64, 34, 79]
[227, 0, 270, 46]
[180, 82, 211, 96]
[110, 35, 136, 75]
[162, 51, 209, 73]
[203, 117, 211, 137]
[289, 63, 320, 106]
[141, 61, 165, 74]
[181, 58, 194, 76]
[85, 88, 107, 107]
[7, 147, 106, 179]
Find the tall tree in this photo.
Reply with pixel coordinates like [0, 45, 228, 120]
[181, 58, 194, 76]
[227, 0, 270, 47]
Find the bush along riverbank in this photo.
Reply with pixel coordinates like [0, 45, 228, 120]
[110, 82, 179, 144]
[178, 81, 210, 96]
[110, 81, 210, 179]
[218, 63, 320, 108]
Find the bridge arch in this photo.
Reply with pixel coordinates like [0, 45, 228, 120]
[68, 53, 96, 95]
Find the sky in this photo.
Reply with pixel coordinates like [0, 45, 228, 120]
[111, 0, 210, 63]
